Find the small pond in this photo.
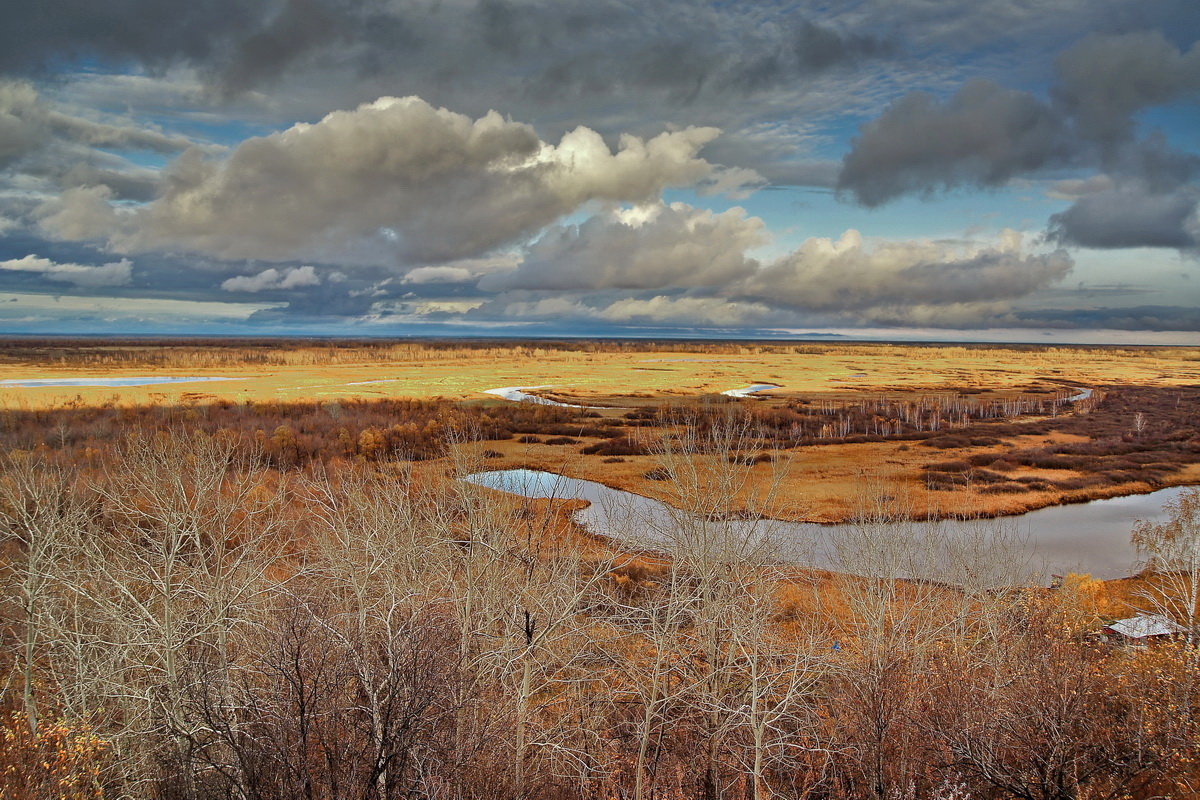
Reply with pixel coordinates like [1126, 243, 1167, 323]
[0, 376, 242, 388]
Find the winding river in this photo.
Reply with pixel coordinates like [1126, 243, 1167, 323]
[464, 467, 1191, 580]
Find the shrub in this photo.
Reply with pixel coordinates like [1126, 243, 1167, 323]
[581, 437, 647, 456]
[544, 436, 579, 445]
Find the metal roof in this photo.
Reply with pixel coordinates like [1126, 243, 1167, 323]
[1105, 614, 1184, 639]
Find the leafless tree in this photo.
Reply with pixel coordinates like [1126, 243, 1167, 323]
[612, 408, 825, 800]
[1133, 488, 1200, 646]
[435, 432, 624, 797]
[824, 482, 1036, 799]
[0, 453, 89, 735]
[185, 593, 461, 800]
[71, 430, 286, 798]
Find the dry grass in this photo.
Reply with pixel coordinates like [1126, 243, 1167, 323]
[1, 339, 1198, 410]
[1, 338, 1196, 522]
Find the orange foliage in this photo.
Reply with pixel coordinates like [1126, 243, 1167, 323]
[0, 713, 108, 800]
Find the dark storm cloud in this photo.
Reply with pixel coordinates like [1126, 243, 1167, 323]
[15, 0, 1196, 200]
[0, 79, 196, 212]
[1053, 31, 1200, 150]
[1047, 187, 1198, 249]
[837, 80, 1072, 207]
[1016, 305, 1200, 331]
[2, 1, 895, 102]
[838, 31, 1200, 211]
[0, 0, 266, 76]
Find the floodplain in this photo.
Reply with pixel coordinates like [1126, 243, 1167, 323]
[4, 337, 1197, 523]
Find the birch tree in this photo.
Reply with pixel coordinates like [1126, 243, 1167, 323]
[75, 430, 285, 798]
[0, 453, 88, 736]
[1133, 488, 1200, 645]
[438, 434, 622, 796]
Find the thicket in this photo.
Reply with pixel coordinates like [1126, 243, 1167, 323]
[0, 397, 625, 467]
[919, 385, 1200, 493]
[2, 426, 1199, 800]
[4, 378, 1196, 512]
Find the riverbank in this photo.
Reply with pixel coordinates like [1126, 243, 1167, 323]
[465, 466, 1197, 579]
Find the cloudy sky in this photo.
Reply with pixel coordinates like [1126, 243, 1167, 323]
[1, 0, 1198, 341]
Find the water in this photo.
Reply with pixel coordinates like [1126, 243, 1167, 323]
[482, 386, 617, 409]
[463, 468, 1193, 580]
[721, 384, 780, 397]
[0, 376, 242, 388]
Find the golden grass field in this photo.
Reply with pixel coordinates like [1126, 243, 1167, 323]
[3, 340, 1198, 522]
[2, 340, 1198, 407]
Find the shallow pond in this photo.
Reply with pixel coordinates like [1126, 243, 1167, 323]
[464, 468, 1191, 580]
[721, 384, 780, 397]
[0, 376, 242, 388]
[482, 386, 617, 409]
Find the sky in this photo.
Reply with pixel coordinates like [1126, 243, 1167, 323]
[0, 0, 1198, 343]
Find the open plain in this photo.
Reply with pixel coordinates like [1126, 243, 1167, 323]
[3, 338, 1197, 522]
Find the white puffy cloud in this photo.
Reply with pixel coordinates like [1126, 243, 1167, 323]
[102, 96, 745, 267]
[468, 209, 1075, 330]
[0, 254, 133, 287]
[480, 202, 766, 291]
[35, 185, 126, 241]
[735, 229, 1073, 313]
[596, 295, 780, 326]
[401, 266, 474, 284]
[221, 265, 321, 292]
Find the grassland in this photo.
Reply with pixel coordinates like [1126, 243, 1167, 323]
[3, 339, 1199, 799]
[2, 338, 1197, 521]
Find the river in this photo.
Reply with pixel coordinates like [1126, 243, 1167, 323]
[463, 467, 1191, 580]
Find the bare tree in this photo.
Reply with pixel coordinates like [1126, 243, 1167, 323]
[436, 432, 624, 797]
[924, 592, 1189, 800]
[186, 593, 461, 800]
[614, 408, 818, 800]
[1133, 488, 1200, 645]
[70, 430, 285, 798]
[824, 482, 1037, 799]
[0, 453, 88, 736]
[724, 579, 835, 800]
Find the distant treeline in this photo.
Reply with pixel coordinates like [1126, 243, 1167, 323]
[0, 337, 1192, 369]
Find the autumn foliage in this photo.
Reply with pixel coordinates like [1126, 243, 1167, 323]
[2, 409, 1200, 798]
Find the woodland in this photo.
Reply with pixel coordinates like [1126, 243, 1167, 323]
[1, 341, 1200, 799]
